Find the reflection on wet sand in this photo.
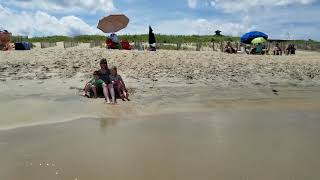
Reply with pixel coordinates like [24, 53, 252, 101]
[1, 101, 320, 180]
[1, 85, 320, 180]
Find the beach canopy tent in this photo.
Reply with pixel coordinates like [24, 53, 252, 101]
[251, 37, 267, 44]
[97, 14, 129, 33]
[240, 31, 268, 44]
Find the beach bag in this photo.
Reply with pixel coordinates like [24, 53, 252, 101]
[15, 42, 31, 50]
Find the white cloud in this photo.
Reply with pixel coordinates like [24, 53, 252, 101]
[154, 17, 253, 36]
[0, 4, 102, 37]
[207, 0, 316, 12]
[188, 0, 198, 8]
[7, 0, 114, 13]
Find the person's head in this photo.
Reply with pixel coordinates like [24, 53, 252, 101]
[100, 58, 108, 69]
[111, 66, 117, 76]
[227, 41, 231, 46]
[276, 43, 279, 47]
[93, 71, 101, 80]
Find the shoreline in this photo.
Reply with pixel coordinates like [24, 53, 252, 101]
[1, 76, 320, 130]
[1, 47, 320, 129]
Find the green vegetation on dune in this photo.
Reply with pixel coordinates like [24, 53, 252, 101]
[119, 34, 239, 43]
[10, 34, 319, 51]
[12, 34, 239, 43]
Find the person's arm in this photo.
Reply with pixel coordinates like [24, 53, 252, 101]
[84, 79, 90, 87]
[119, 76, 127, 92]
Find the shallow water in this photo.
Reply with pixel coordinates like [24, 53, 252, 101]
[1, 101, 320, 180]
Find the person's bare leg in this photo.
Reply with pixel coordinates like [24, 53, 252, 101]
[120, 86, 129, 100]
[124, 91, 129, 100]
[83, 83, 91, 97]
[102, 84, 111, 104]
[115, 85, 125, 100]
[91, 85, 98, 98]
[108, 84, 116, 104]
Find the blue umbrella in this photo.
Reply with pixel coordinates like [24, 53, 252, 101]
[240, 31, 268, 44]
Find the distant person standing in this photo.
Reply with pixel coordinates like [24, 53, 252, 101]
[148, 26, 156, 51]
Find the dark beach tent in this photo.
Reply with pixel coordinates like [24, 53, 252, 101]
[240, 31, 268, 44]
[149, 26, 156, 44]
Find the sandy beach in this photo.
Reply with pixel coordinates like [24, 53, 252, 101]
[1, 45, 320, 180]
[1, 43, 320, 87]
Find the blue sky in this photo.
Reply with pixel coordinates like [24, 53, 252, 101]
[0, 0, 319, 40]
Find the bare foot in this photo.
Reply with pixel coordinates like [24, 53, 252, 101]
[82, 93, 90, 98]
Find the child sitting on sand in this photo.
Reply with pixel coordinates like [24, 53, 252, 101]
[83, 71, 113, 104]
[110, 66, 130, 101]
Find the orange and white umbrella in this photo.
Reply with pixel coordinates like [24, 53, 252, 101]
[97, 14, 129, 33]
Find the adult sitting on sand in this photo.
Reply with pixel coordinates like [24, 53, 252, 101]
[255, 43, 265, 55]
[107, 33, 121, 49]
[110, 33, 119, 44]
[273, 43, 282, 55]
[99, 58, 116, 103]
[286, 44, 296, 55]
[83, 71, 112, 103]
[224, 42, 236, 54]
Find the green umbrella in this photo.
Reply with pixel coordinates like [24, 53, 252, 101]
[251, 37, 267, 44]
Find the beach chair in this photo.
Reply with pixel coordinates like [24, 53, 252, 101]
[120, 40, 132, 50]
[106, 38, 121, 49]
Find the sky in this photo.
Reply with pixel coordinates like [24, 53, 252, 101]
[0, 0, 319, 40]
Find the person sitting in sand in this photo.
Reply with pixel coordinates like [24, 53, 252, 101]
[250, 45, 256, 54]
[107, 33, 120, 49]
[110, 33, 119, 44]
[98, 58, 116, 103]
[224, 42, 236, 54]
[110, 66, 129, 101]
[83, 71, 113, 104]
[255, 43, 265, 55]
[273, 43, 282, 55]
[286, 44, 296, 55]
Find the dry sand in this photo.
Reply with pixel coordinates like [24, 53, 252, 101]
[1, 44, 320, 180]
[1, 43, 320, 87]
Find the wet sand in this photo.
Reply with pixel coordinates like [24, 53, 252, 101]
[1, 86, 320, 180]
